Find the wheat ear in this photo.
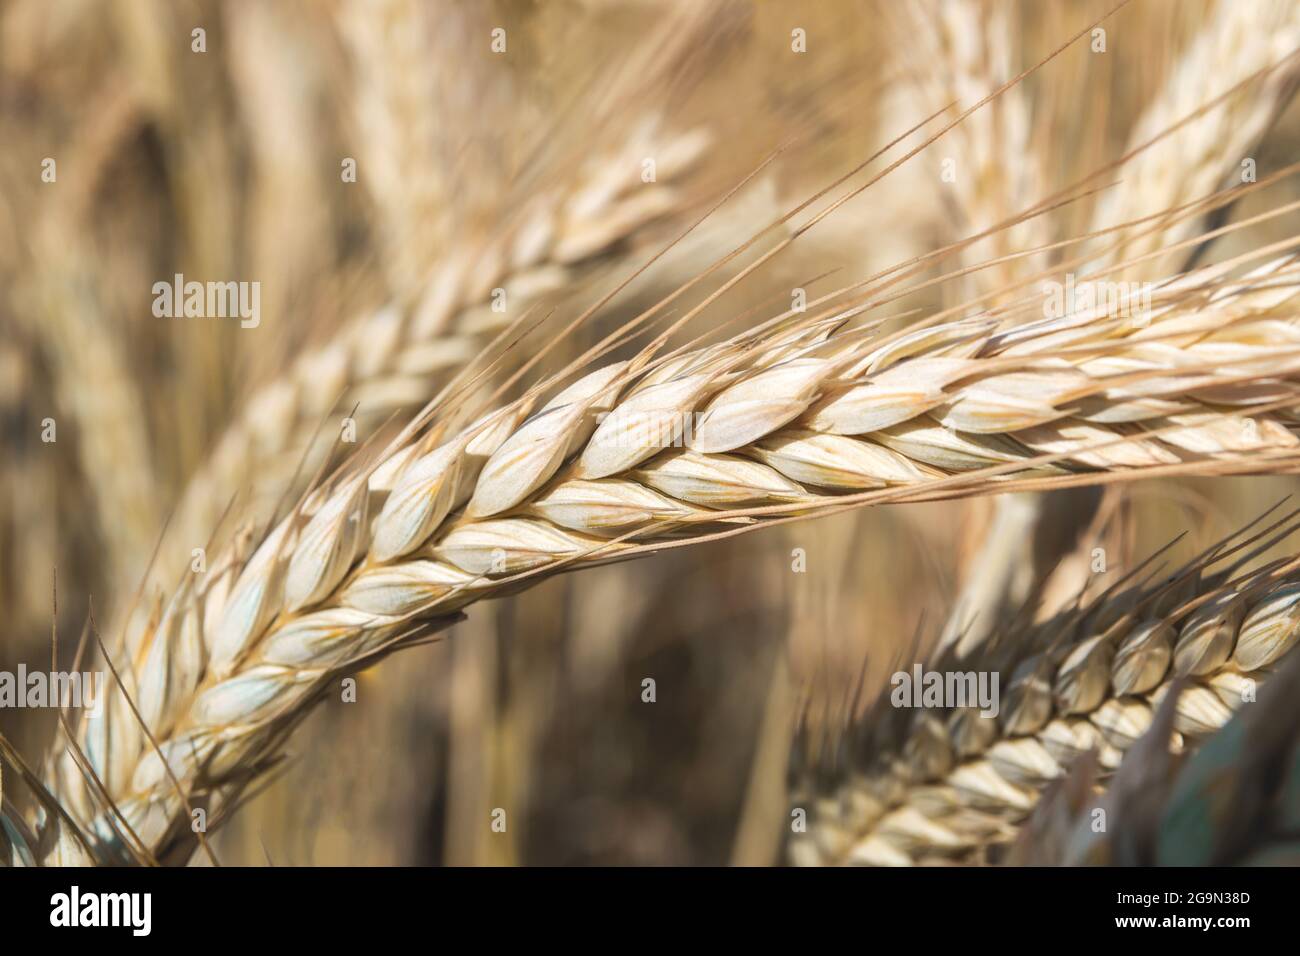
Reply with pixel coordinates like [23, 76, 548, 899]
[938, 0, 1300, 658]
[154, 118, 711, 587]
[337, 0, 521, 296]
[157, 0, 739, 588]
[899, 0, 1052, 296]
[18, 89, 161, 596]
[1085, 0, 1300, 275]
[788, 508, 1300, 866]
[31, 233, 1300, 864]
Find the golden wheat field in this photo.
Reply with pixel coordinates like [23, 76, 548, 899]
[2, 0, 1300, 879]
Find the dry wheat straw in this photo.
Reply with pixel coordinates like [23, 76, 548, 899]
[34, 236, 1300, 863]
[788, 511, 1300, 866]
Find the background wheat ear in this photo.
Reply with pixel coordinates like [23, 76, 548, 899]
[1012, 646, 1300, 866]
[787, 505, 1300, 867]
[909, 0, 1300, 664]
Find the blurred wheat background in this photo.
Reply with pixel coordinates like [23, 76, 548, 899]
[3, 0, 1299, 865]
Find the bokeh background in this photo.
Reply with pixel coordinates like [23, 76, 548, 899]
[3, 0, 1298, 863]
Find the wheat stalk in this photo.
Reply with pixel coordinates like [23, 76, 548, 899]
[28, 229, 1300, 864]
[788, 506, 1300, 866]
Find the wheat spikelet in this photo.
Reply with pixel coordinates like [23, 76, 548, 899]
[788, 507, 1300, 866]
[31, 230, 1300, 864]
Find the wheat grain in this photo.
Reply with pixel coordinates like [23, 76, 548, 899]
[32, 239, 1300, 864]
[788, 510, 1300, 866]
